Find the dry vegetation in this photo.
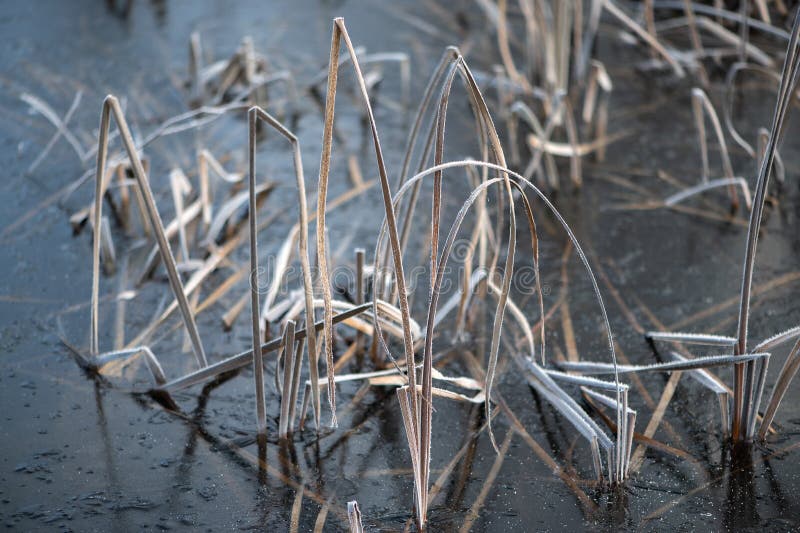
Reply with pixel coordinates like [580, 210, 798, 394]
[20, 1, 800, 529]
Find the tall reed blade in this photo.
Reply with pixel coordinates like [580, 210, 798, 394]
[247, 108, 267, 435]
[734, 7, 800, 441]
[315, 18, 419, 430]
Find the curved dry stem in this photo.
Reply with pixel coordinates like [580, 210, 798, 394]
[495, 0, 533, 93]
[526, 129, 628, 157]
[582, 60, 612, 124]
[198, 148, 242, 228]
[724, 63, 787, 182]
[691, 88, 738, 207]
[91, 95, 208, 370]
[377, 159, 618, 469]
[511, 99, 562, 188]
[248, 106, 318, 428]
[378, 48, 459, 304]
[664, 177, 751, 209]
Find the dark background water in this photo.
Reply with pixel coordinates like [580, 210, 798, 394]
[2, 0, 800, 530]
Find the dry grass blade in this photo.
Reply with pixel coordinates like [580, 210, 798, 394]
[755, 326, 800, 352]
[312, 18, 416, 427]
[646, 331, 737, 346]
[734, 8, 800, 440]
[562, 99, 582, 187]
[724, 63, 780, 159]
[745, 349, 770, 438]
[354, 248, 365, 362]
[259, 227, 298, 333]
[581, 387, 636, 479]
[198, 148, 243, 228]
[247, 108, 267, 434]
[546, 370, 629, 393]
[628, 370, 682, 473]
[91, 95, 208, 370]
[757, 127, 785, 184]
[582, 60, 612, 161]
[249, 105, 320, 430]
[692, 87, 710, 182]
[287, 336, 305, 432]
[695, 16, 773, 66]
[315, 18, 425, 432]
[201, 182, 273, 248]
[290, 486, 304, 533]
[681, 0, 708, 84]
[690, 88, 739, 207]
[559, 352, 768, 375]
[526, 129, 628, 158]
[664, 177, 751, 209]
